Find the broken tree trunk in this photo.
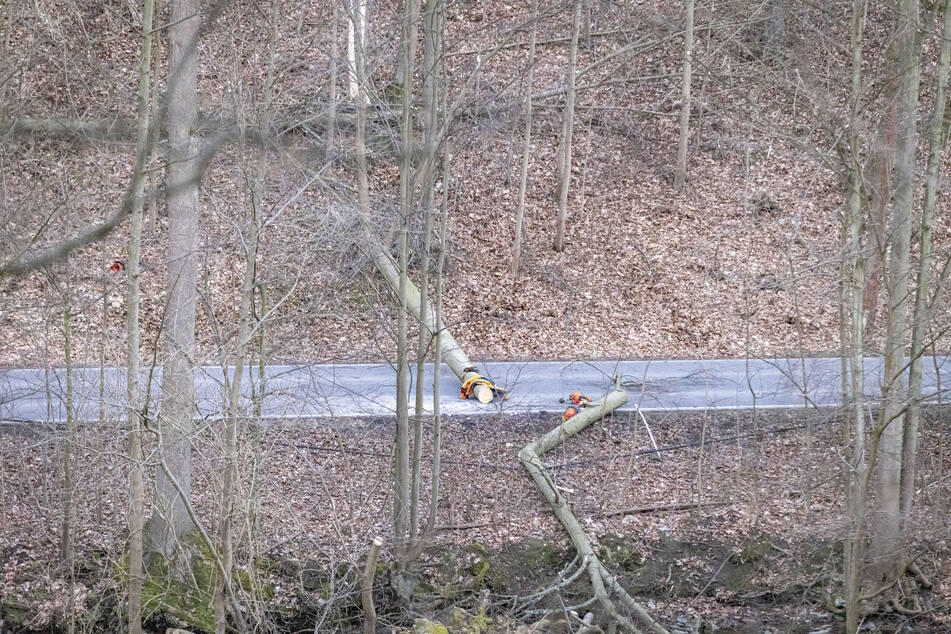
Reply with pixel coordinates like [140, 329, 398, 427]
[519, 390, 669, 633]
[369, 243, 494, 403]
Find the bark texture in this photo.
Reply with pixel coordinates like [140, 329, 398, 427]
[674, 0, 693, 190]
[554, 0, 581, 252]
[149, 0, 201, 560]
[871, 0, 919, 584]
[126, 0, 155, 629]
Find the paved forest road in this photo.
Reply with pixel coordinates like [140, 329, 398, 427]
[1, 357, 949, 424]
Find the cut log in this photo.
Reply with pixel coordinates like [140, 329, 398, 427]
[368, 240, 495, 403]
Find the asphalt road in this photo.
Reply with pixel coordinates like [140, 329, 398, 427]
[1, 356, 949, 424]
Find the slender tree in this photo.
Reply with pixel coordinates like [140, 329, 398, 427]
[674, 0, 694, 190]
[347, 0, 367, 102]
[411, 0, 440, 545]
[554, 0, 581, 252]
[842, 1, 868, 629]
[394, 0, 419, 564]
[900, 0, 951, 530]
[126, 0, 156, 629]
[512, 2, 537, 277]
[870, 0, 919, 584]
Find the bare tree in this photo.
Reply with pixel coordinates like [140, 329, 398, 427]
[842, 0, 868, 628]
[348, 0, 367, 102]
[411, 0, 441, 546]
[512, 2, 537, 277]
[900, 0, 951, 529]
[394, 0, 420, 566]
[870, 0, 918, 584]
[554, 0, 581, 253]
[674, 0, 694, 190]
[126, 0, 156, 630]
[148, 0, 202, 563]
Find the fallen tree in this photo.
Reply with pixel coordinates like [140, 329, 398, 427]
[519, 390, 669, 633]
[368, 241, 497, 404]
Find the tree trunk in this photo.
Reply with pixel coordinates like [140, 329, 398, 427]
[328, 0, 339, 150]
[61, 307, 76, 634]
[512, 3, 537, 277]
[871, 0, 919, 585]
[361, 536, 383, 634]
[149, 0, 201, 562]
[411, 0, 440, 546]
[126, 0, 155, 629]
[146, 0, 164, 233]
[347, 0, 367, 102]
[762, 0, 785, 62]
[554, 0, 581, 253]
[900, 1, 951, 531]
[674, 0, 694, 190]
[352, 0, 490, 407]
[60, 308, 75, 566]
[394, 0, 419, 564]
[843, 2, 868, 630]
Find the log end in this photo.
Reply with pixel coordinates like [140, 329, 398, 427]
[475, 384, 494, 404]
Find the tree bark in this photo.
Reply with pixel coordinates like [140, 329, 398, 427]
[146, 0, 164, 233]
[328, 0, 339, 150]
[871, 0, 919, 585]
[347, 0, 367, 102]
[843, 3, 868, 631]
[512, 2, 537, 277]
[554, 0, 581, 253]
[674, 0, 694, 190]
[60, 307, 75, 566]
[411, 0, 441, 546]
[149, 0, 201, 561]
[900, 1, 951, 530]
[126, 0, 155, 630]
[762, 0, 785, 62]
[394, 0, 419, 563]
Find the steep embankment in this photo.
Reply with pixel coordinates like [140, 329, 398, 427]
[2, 0, 947, 369]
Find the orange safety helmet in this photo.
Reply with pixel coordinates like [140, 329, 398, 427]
[568, 392, 591, 406]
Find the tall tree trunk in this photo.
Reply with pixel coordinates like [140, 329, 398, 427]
[427, 141, 449, 537]
[554, 0, 581, 253]
[146, 0, 164, 233]
[901, 0, 951, 529]
[871, 0, 919, 585]
[328, 0, 339, 150]
[348, 0, 367, 102]
[149, 0, 201, 561]
[60, 307, 75, 567]
[674, 0, 694, 190]
[762, 0, 786, 62]
[512, 3, 537, 277]
[126, 0, 155, 630]
[61, 306, 76, 634]
[411, 0, 439, 546]
[394, 0, 419, 563]
[843, 3, 868, 631]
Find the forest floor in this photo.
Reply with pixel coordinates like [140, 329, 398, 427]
[6, 0, 950, 371]
[2, 410, 950, 632]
